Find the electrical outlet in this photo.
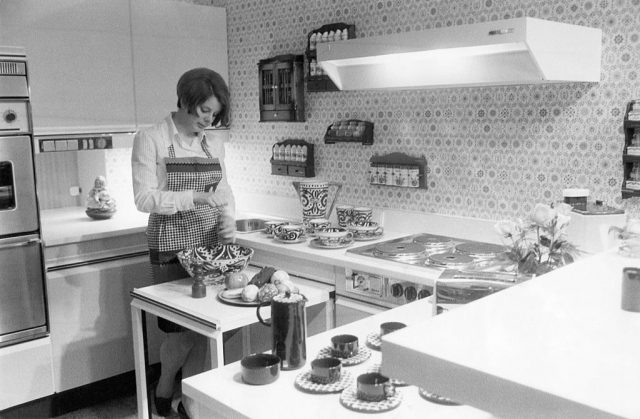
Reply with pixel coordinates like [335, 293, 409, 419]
[69, 186, 81, 196]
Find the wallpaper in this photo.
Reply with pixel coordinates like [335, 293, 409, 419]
[203, 0, 640, 221]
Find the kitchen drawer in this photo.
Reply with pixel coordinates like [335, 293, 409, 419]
[260, 110, 295, 122]
[287, 165, 308, 177]
[271, 163, 288, 176]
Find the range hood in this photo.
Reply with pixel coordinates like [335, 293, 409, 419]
[316, 18, 602, 91]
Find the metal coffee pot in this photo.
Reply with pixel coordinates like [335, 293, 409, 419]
[257, 292, 307, 370]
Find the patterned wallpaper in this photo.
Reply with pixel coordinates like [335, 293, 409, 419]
[199, 0, 639, 221]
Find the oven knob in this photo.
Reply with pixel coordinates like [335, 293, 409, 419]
[418, 288, 432, 299]
[404, 286, 417, 302]
[390, 283, 403, 298]
[3, 110, 17, 123]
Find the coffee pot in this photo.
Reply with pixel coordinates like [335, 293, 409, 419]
[292, 180, 342, 223]
[257, 292, 307, 370]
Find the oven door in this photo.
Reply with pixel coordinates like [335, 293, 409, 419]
[335, 295, 387, 327]
[0, 234, 48, 347]
[0, 135, 39, 236]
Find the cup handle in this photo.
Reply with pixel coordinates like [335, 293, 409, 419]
[345, 231, 354, 241]
[383, 382, 395, 398]
[374, 226, 384, 235]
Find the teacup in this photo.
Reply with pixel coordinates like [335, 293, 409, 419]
[315, 228, 353, 247]
[331, 334, 359, 358]
[275, 223, 305, 242]
[348, 221, 383, 239]
[336, 205, 354, 228]
[310, 357, 342, 384]
[308, 218, 331, 235]
[356, 372, 395, 402]
[352, 207, 373, 226]
[380, 321, 406, 336]
[264, 220, 288, 237]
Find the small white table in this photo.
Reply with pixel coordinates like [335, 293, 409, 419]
[130, 269, 333, 419]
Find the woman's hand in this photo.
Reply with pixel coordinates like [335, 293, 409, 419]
[218, 213, 236, 244]
[193, 191, 229, 209]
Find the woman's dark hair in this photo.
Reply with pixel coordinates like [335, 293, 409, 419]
[176, 68, 230, 127]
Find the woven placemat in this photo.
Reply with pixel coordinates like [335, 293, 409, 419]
[366, 332, 381, 350]
[340, 386, 402, 413]
[294, 370, 352, 394]
[317, 346, 371, 366]
[365, 363, 409, 387]
[418, 387, 461, 406]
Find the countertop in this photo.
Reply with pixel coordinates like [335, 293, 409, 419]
[383, 250, 640, 419]
[182, 298, 492, 419]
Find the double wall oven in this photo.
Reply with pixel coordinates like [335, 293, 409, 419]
[0, 47, 48, 347]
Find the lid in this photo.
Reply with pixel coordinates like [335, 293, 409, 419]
[563, 188, 589, 197]
[273, 292, 306, 303]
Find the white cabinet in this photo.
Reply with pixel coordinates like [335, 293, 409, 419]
[131, 0, 228, 128]
[0, 0, 136, 134]
[46, 255, 163, 391]
[0, 0, 228, 134]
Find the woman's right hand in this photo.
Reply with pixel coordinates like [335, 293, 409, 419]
[193, 191, 229, 209]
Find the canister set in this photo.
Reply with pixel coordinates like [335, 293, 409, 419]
[369, 163, 420, 188]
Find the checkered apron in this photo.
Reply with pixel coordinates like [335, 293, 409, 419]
[147, 139, 222, 254]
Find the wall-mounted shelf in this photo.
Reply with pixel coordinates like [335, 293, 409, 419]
[270, 139, 315, 177]
[622, 100, 640, 199]
[258, 55, 305, 122]
[324, 119, 373, 145]
[369, 152, 427, 189]
[306, 22, 355, 92]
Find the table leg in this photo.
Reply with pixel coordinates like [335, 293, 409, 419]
[131, 305, 149, 419]
[325, 297, 336, 330]
[241, 328, 252, 357]
[208, 333, 224, 369]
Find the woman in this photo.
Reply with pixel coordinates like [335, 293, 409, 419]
[132, 67, 235, 418]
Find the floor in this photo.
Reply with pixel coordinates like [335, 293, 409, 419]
[54, 394, 182, 419]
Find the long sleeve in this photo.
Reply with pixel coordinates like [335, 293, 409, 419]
[208, 132, 236, 217]
[131, 125, 194, 215]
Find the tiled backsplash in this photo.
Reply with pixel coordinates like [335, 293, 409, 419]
[36, 0, 640, 222]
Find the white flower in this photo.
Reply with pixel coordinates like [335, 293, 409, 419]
[494, 220, 519, 238]
[555, 202, 573, 216]
[555, 213, 571, 231]
[531, 203, 556, 227]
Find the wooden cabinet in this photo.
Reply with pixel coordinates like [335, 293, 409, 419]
[0, 0, 228, 133]
[622, 100, 640, 199]
[258, 55, 305, 122]
[46, 255, 163, 392]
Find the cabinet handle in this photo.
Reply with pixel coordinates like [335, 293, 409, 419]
[0, 237, 41, 250]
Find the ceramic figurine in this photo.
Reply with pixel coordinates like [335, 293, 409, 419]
[86, 175, 117, 219]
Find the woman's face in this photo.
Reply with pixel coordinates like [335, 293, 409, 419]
[187, 95, 222, 134]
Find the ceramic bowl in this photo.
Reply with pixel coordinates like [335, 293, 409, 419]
[241, 353, 281, 385]
[177, 244, 254, 283]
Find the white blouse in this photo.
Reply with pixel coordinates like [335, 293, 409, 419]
[131, 114, 235, 216]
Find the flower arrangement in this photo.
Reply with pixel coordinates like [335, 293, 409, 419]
[494, 203, 580, 275]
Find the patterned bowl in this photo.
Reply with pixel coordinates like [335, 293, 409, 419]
[177, 244, 254, 283]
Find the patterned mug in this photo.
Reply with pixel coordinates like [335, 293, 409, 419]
[335, 205, 354, 228]
[352, 207, 373, 226]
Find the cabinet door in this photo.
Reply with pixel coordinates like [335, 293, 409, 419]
[46, 256, 163, 391]
[0, 0, 136, 134]
[275, 61, 294, 111]
[131, 0, 228, 128]
[259, 63, 277, 111]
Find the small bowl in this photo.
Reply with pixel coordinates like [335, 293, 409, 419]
[177, 244, 254, 283]
[241, 353, 280, 385]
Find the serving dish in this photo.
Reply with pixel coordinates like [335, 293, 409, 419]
[177, 244, 254, 283]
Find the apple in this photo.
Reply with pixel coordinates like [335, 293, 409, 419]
[225, 271, 249, 289]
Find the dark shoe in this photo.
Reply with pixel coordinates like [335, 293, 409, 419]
[177, 401, 190, 419]
[154, 392, 173, 417]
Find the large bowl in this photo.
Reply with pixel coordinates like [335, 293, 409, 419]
[177, 244, 254, 283]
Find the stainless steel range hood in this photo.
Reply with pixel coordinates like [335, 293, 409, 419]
[316, 18, 602, 91]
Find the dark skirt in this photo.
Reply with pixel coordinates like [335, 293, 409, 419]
[149, 249, 189, 333]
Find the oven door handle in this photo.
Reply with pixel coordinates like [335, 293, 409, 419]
[0, 237, 41, 250]
[335, 296, 386, 315]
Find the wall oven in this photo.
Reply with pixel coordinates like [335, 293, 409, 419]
[0, 47, 48, 347]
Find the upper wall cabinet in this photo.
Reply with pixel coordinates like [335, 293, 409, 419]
[130, 0, 228, 128]
[0, 0, 228, 135]
[0, 0, 136, 134]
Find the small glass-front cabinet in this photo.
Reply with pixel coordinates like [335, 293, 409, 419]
[258, 55, 305, 122]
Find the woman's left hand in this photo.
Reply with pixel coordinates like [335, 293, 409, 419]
[218, 213, 236, 244]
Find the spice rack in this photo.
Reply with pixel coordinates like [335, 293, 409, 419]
[622, 99, 640, 199]
[324, 119, 374, 145]
[306, 23, 355, 92]
[270, 139, 315, 177]
[368, 153, 427, 189]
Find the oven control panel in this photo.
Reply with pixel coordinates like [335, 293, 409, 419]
[345, 268, 433, 306]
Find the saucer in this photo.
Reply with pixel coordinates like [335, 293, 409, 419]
[273, 236, 307, 244]
[309, 238, 354, 249]
[365, 363, 408, 387]
[366, 332, 381, 350]
[418, 387, 461, 406]
[317, 346, 371, 366]
[353, 230, 384, 241]
[294, 370, 352, 394]
[340, 386, 402, 413]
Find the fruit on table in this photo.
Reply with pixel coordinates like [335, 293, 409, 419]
[249, 266, 277, 287]
[224, 271, 249, 290]
[270, 270, 290, 284]
[241, 284, 259, 302]
[275, 279, 298, 295]
[258, 283, 279, 303]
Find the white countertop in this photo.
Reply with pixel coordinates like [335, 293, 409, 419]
[182, 299, 492, 419]
[383, 251, 640, 419]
